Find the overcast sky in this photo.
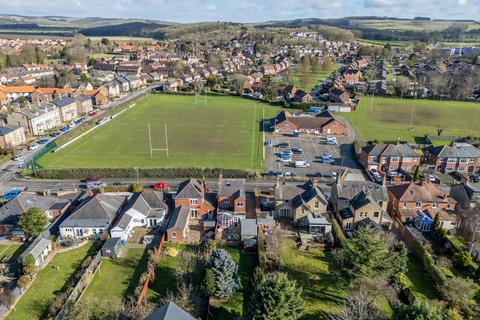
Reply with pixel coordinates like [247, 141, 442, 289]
[1, 0, 479, 23]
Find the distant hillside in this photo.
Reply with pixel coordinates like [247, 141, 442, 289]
[80, 22, 168, 38]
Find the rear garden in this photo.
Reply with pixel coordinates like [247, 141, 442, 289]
[6, 242, 96, 320]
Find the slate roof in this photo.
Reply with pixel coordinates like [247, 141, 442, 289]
[218, 179, 245, 199]
[450, 182, 480, 208]
[0, 124, 21, 136]
[350, 190, 382, 211]
[426, 143, 480, 158]
[115, 76, 129, 84]
[20, 237, 51, 259]
[275, 181, 306, 201]
[334, 181, 388, 209]
[176, 179, 203, 199]
[76, 94, 91, 102]
[127, 189, 168, 217]
[0, 193, 57, 225]
[362, 143, 420, 158]
[60, 194, 126, 228]
[52, 96, 75, 107]
[145, 301, 196, 320]
[293, 185, 327, 209]
[167, 206, 189, 231]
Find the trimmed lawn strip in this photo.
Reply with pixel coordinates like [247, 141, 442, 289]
[342, 96, 480, 144]
[82, 247, 147, 304]
[37, 94, 281, 170]
[7, 242, 96, 320]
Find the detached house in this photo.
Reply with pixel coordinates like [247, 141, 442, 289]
[425, 142, 480, 174]
[53, 96, 78, 123]
[331, 176, 390, 232]
[273, 110, 347, 135]
[0, 124, 26, 148]
[60, 194, 127, 239]
[174, 179, 215, 220]
[387, 181, 456, 222]
[359, 143, 421, 174]
[110, 190, 168, 241]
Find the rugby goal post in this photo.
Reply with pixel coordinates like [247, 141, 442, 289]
[148, 124, 169, 158]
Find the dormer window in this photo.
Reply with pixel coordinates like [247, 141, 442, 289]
[415, 201, 421, 208]
[224, 198, 230, 204]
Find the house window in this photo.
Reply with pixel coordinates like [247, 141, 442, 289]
[374, 212, 379, 218]
[432, 202, 438, 208]
[171, 231, 176, 239]
[190, 199, 198, 205]
[403, 202, 407, 208]
[141, 219, 145, 224]
[224, 198, 231, 204]
[415, 201, 421, 208]
[315, 201, 320, 208]
[279, 208, 289, 217]
[191, 209, 198, 218]
[236, 202, 243, 207]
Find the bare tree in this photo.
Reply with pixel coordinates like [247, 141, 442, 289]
[335, 284, 381, 320]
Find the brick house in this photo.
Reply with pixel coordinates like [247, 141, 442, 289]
[217, 178, 246, 214]
[342, 68, 362, 85]
[76, 94, 94, 115]
[31, 87, 72, 104]
[0, 125, 26, 148]
[174, 179, 216, 220]
[166, 206, 190, 243]
[387, 181, 456, 222]
[294, 90, 313, 103]
[425, 142, 480, 174]
[359, 143, 421, 173]
[273, 110, 347, 135]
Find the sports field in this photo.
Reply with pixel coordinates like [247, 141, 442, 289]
[37, 94, 280, 169]
[342, 96, 480, 144]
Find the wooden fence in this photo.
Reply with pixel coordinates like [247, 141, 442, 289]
[136, 232, 166, 307]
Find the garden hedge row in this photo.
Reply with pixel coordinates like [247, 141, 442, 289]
[412, 241, 447, 286]
[36, 167, 260, 179]
[330, 216, 347, 248]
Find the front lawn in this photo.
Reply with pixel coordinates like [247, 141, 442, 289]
[7, 242, 96, 320]
[82, 247, 147, 304]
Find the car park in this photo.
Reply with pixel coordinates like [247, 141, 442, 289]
[28, 143, 39, 151]
[38, 138, 49, 144]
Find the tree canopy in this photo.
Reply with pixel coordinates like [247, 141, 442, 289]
[18, 207, 47, 239]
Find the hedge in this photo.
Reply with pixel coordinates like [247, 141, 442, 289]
[35, 167, 260, 179]
[330, 216, 347, 248]
[54, 91, 150, 147]
[411, 241, 447, 286]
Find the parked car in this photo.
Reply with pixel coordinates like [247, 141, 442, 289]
[295, 161, 310, 168]
[153, 182, 168, 190]
[96, 117, 110, 125]
[50, 131, 61, 137]
[319, 154, 335, 164]
[264, 140, 272, 146]
[280, 149, 293, 157]
[85, 177, 101, 183]
[60, 126, 70, 132]
[12, 154, 23, 161]
[88, 111, 97, 117]
[2, 188, 21, 201]
[28, 143, 39, 151]
[428, 174, 439, 182]
[283, 172, 292, 178]
[87, 181, 107, 189]
[291, 147, 303, 154]
[37, 138, 49, 144]
[326, 136, 337, 145]
[276, 142, 289, 148]
[113, 181, 128, 186]
[280, 156, 291, 163]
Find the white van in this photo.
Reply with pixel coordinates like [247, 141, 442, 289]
[295, 161, 310, 168]
[87, 181, 107, 189]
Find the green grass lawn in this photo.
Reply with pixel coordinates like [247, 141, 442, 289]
[37, 94, 280, 170]
[289, 64, 337, 92]
[280, 241, 392, 319]
[209, 246, 258, 320]
[7, 242, 96, 320]
[342, 96, 480, 143]
[0, 243, 26, 262]
[405, 254, 440, 300]
[82, 247, 147, 304]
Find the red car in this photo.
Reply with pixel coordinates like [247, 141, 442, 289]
[85, 177, 101, 183]
[88, 111, 97, 117]
[153, 182, 168, 190]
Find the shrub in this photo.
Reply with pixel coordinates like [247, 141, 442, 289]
[412, 241, 446, 286]
[130, 183, 143, 193]
[452, 251, 473, 268]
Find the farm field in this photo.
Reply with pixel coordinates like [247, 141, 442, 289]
[7, 242, 96, 320]
[82, 247, 147, 304]
[342, 96, 480, 144]
[37, 94, 281, 170]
